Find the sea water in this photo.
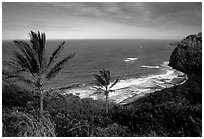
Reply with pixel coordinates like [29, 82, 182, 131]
[2, 39, 186, 104]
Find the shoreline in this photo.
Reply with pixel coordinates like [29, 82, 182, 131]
[59, 65, 188, 105]
[119, 74, 188, 105]
[59, 74, 188, 106]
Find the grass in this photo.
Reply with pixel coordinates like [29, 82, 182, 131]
[2, 108, 56, 137]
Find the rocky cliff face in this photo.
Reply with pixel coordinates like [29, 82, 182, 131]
[169, 32, 202, 75]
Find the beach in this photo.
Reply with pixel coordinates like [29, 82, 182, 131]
[64, 61, 187, 105]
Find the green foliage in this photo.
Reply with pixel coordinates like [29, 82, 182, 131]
[95, 123, 131, 137]
[2, 72, 202, 137]
[45, 93, 113, 136]
[2, 108, 56, 137]
[2, 73, 202, 137]
[111, 102, 202, 136]
[183, 74, 202, 104]
[2, 84, 36, 108]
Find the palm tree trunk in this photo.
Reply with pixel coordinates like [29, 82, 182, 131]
[40, 88, 44, 115]
[105, 94, 108, 115]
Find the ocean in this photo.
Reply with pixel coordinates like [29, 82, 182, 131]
[2, 39, 187, 104]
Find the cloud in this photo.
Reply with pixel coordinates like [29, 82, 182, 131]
[2, 2, 202, 40]
[5, 2, 201, 28]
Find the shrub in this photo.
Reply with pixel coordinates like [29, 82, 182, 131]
[110, 95, 202, 137]
[2, 108, 56, 137]
[2, 84, 36, 108]
[95, 123, 131, 137]
[45, 93, 113, 136]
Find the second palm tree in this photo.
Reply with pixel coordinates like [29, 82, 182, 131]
[92, 69, 119, 115]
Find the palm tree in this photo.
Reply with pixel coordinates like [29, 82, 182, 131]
[92, 69, 119, 115]
[3, 31, 75, 115]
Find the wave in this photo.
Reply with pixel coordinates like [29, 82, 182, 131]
[141, 65, 160, 69]
[64, 61, 187, 105]
[124, 57, 138, 62]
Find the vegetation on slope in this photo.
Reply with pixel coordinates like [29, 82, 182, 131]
[2, 78, 201, 137]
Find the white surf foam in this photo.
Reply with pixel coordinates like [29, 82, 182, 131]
[64, 61, 187, 105]
[141, 65, 160, 69]
[124, 57, 138, 62]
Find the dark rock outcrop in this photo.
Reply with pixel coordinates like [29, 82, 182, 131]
[169, 32, 202, 75]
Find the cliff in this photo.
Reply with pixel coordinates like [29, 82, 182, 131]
[168, 32, 202, 75]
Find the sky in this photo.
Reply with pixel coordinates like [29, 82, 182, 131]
[2, 2, 202, 40]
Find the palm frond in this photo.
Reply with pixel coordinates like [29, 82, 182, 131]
[109, 90, 115, 92]
[95, 82, 104, 88]
[3, 60, 23, 71]
[109, 79, 119, 89]
[40, 56, 47, 74]
[3, 70, 35, 85]
[13, 51, 34, 75]
[13, 40, 30, 51]
[30, 31, 46, 68]
[15, 76, 35, 85]
[93, 74, 105, 86]
[105, 70, 111, 84]
[46, 64, 62, 81]
[14, 40, 40, 73]
[99, 69, 110, 85]
[14, 40, 34, 59]
[46, 53, 75, 80]
[30, 31, 40, 55]
[47, 41, 65, 67]
[38, 32, 46, 68]
[99, 70, 105, 77]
